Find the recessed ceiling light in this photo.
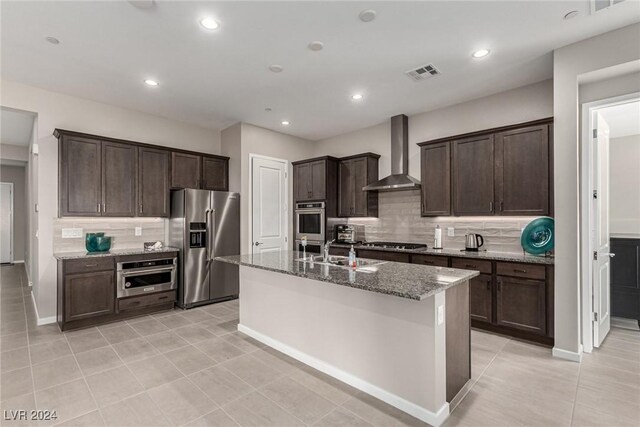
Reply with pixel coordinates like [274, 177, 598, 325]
[200, 17, 219, 30]
[563, 10, 580, 20]
[144, 79, 159, 87]
[359, 9, 377, 22]
[265, 107, 272, 112]
[472, 48, 490, 58]
[269, 65, 284, 73]
[45, 36, 60, 45]
[308, 41, 324, 51]
[281, 121, 290, 126]
[352, 94, 363, 101]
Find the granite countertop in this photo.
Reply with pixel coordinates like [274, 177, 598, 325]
[332, 243, 554, 265]
[54, 246, 180, 260]
[215, 251, 479, 301]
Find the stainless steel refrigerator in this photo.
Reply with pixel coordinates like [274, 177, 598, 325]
[170, 189, 240, 308]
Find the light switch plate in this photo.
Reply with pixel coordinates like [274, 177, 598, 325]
[447, 227, 455, 237]
[62, 228, 83, 238]
[437, 305, 444, 325]
[135, 227, 142, 236]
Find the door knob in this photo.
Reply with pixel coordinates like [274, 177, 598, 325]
[602, 253, 616, 257]
[254, 242, 263, 246]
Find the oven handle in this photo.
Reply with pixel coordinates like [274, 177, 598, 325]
[120, 266, 175, 276]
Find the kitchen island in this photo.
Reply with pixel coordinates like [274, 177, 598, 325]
[216, 251, 479, 426]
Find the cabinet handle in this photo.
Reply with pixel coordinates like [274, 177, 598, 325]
[513, 268, 527, 274]
[497, 279, 502, 292]
[500, 201, 504, 212]
[103, 203, 106, 213]
[465, 264, 476, 268]
[489, 201, 493, 212]
[487, 279, 491, 290]
[158, 296, 169, 300]
[97, 204, 101, 213]
[84, 263, 98, 267]
[140, 203, 143, 214]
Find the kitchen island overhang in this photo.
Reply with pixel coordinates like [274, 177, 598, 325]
[216, 252, 479, 426]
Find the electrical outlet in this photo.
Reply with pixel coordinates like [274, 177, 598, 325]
[62, 228, 83, 238]
[447, 227, 455, 237]
[437, 305, 444, 325]
[135, 227, 142, 236]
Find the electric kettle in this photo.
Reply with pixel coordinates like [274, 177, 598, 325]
[465, 233, 484, 251]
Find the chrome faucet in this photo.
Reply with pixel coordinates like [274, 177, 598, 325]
[323, 240, 335, 262]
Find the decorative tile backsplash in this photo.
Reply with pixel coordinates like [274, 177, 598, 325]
[53, 217, 166, 253]
[344, 190, 538, 253]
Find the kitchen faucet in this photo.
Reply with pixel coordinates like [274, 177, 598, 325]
[323, 240, 335, 262]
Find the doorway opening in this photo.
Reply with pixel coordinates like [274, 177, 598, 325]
[0, 182, 14, 264]
[581, 93, 640, 353]
[249, 154, 289, 255]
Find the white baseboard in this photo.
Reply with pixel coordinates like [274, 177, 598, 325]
[552, 346, 582, 363]
[238, 324, 450, 427]
[13, 260, 24, 263]
[30, 291, 56, 326]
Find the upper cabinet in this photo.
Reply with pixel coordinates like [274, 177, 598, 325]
[293, 158, 334, 202]
[55, 129, 229, 218]
[418, 118, 553, 217]
[338, 153, 379, 218]
[170, 152, 229, 191]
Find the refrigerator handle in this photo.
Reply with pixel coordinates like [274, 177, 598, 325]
[208, 208, 216, 261]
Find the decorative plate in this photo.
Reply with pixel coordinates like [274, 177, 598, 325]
[521, 217, 554, 255]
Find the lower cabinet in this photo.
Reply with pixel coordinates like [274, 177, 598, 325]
[357, 249, 410, 263]
[496, 275, 546, 335]
[64, 270, 115, 322]
[469, 273, 492, 323]
[611, 238, 640, 322]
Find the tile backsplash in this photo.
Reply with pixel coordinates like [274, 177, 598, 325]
[343, 190, 538, 253]
[53, 217, 166, 253]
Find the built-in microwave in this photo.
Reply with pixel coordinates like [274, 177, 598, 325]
[295, 202, 325, 242]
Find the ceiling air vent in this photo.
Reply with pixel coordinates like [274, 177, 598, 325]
[405, 64, 440, 82]
[591, 0, 626, 13]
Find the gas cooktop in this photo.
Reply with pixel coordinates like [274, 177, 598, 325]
[361, 242, 427, 250]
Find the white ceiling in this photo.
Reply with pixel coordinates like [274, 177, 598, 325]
[1, 1, 639, 141]
[0, 108, 36, 146]
[599, 101, 640, 138]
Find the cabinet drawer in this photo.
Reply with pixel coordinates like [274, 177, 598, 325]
[329, 247, 350, 257]
[412, 254, 449, 267]
[451, 258, 492, 274]
[118, 290, 176, 311]
[496, 262, 545, 280]
[65, 257, 114, 274]
[357, 249, 410, 263]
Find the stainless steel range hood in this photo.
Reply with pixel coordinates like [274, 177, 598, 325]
[363, 114, 421, 191]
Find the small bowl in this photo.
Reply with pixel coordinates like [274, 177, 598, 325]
[85, 233, 105, 252]
[94, 236, 112, 252]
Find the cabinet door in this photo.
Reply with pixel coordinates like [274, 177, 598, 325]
[496, 275, 546, 335]
[64, 270, 115, 322]
[310, 161, 326, 200]
[470, 273, 492, 323]
[495, 125, 549, 215]
[102, 141, 137, 216]
[453, 135, 495, 215]
[610, 238, 640, 320]
[59, 136, 102, 216]
[294, 163, 312, 201]
[202, 156, 228, 191]
[171, 152, 202, 189]
[138, 148, 170, 217]
[421, 142, 451, 216]
[338, 160, 354, 216]
[357, 249, 410, 263]
[352, 158, 369, 217]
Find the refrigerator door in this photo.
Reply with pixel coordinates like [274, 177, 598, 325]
[183, 189, 212, 306]
[209, 191, 240, 300]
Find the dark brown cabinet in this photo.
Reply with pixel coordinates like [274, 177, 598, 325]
[202, 156, 228, 191]
[418, 118, 553, 217]
[611, 238, 640, 322]
[293, 159, 332, 201]
[171, 152, 201, 189]
[59, 136, 103, 216]
[338, 154, 379, 217]
[469, 273, 493, 323]
[495, 125, 549, 215]
[64, 270, 115, 322]
[421, 142, 451, 216]
[452, 134, 495, 215]
[357, 249, 410, 263]
[496, 275, 546, 335]
[102, 141, 137, 216]
[138, 147, 170, 217]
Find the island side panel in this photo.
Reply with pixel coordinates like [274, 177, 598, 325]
[238, 266, 449, 423]
[445, 280, 471, 402]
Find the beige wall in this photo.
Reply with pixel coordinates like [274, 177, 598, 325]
[553, 23, 640, 356]
[221, 123, 242, 193]
[313, 79, 553, 179]
[240, 123, 314, 254]
[0, 79, 222, 320]
[0, 143, 29, 163]
[0, 165, 27, 262]
[610, 134, 640, 236]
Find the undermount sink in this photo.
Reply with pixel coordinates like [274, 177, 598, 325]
[295, 255, 385, 268]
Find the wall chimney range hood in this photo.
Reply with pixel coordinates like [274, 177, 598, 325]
[363, 114, 421, 192]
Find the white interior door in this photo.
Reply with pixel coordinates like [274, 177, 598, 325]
[251, 156, 287, 254]
[0, 183, 13, 264]
[593, 112, 612, 347]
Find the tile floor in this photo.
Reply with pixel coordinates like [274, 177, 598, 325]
[1, 263, 639, 427]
